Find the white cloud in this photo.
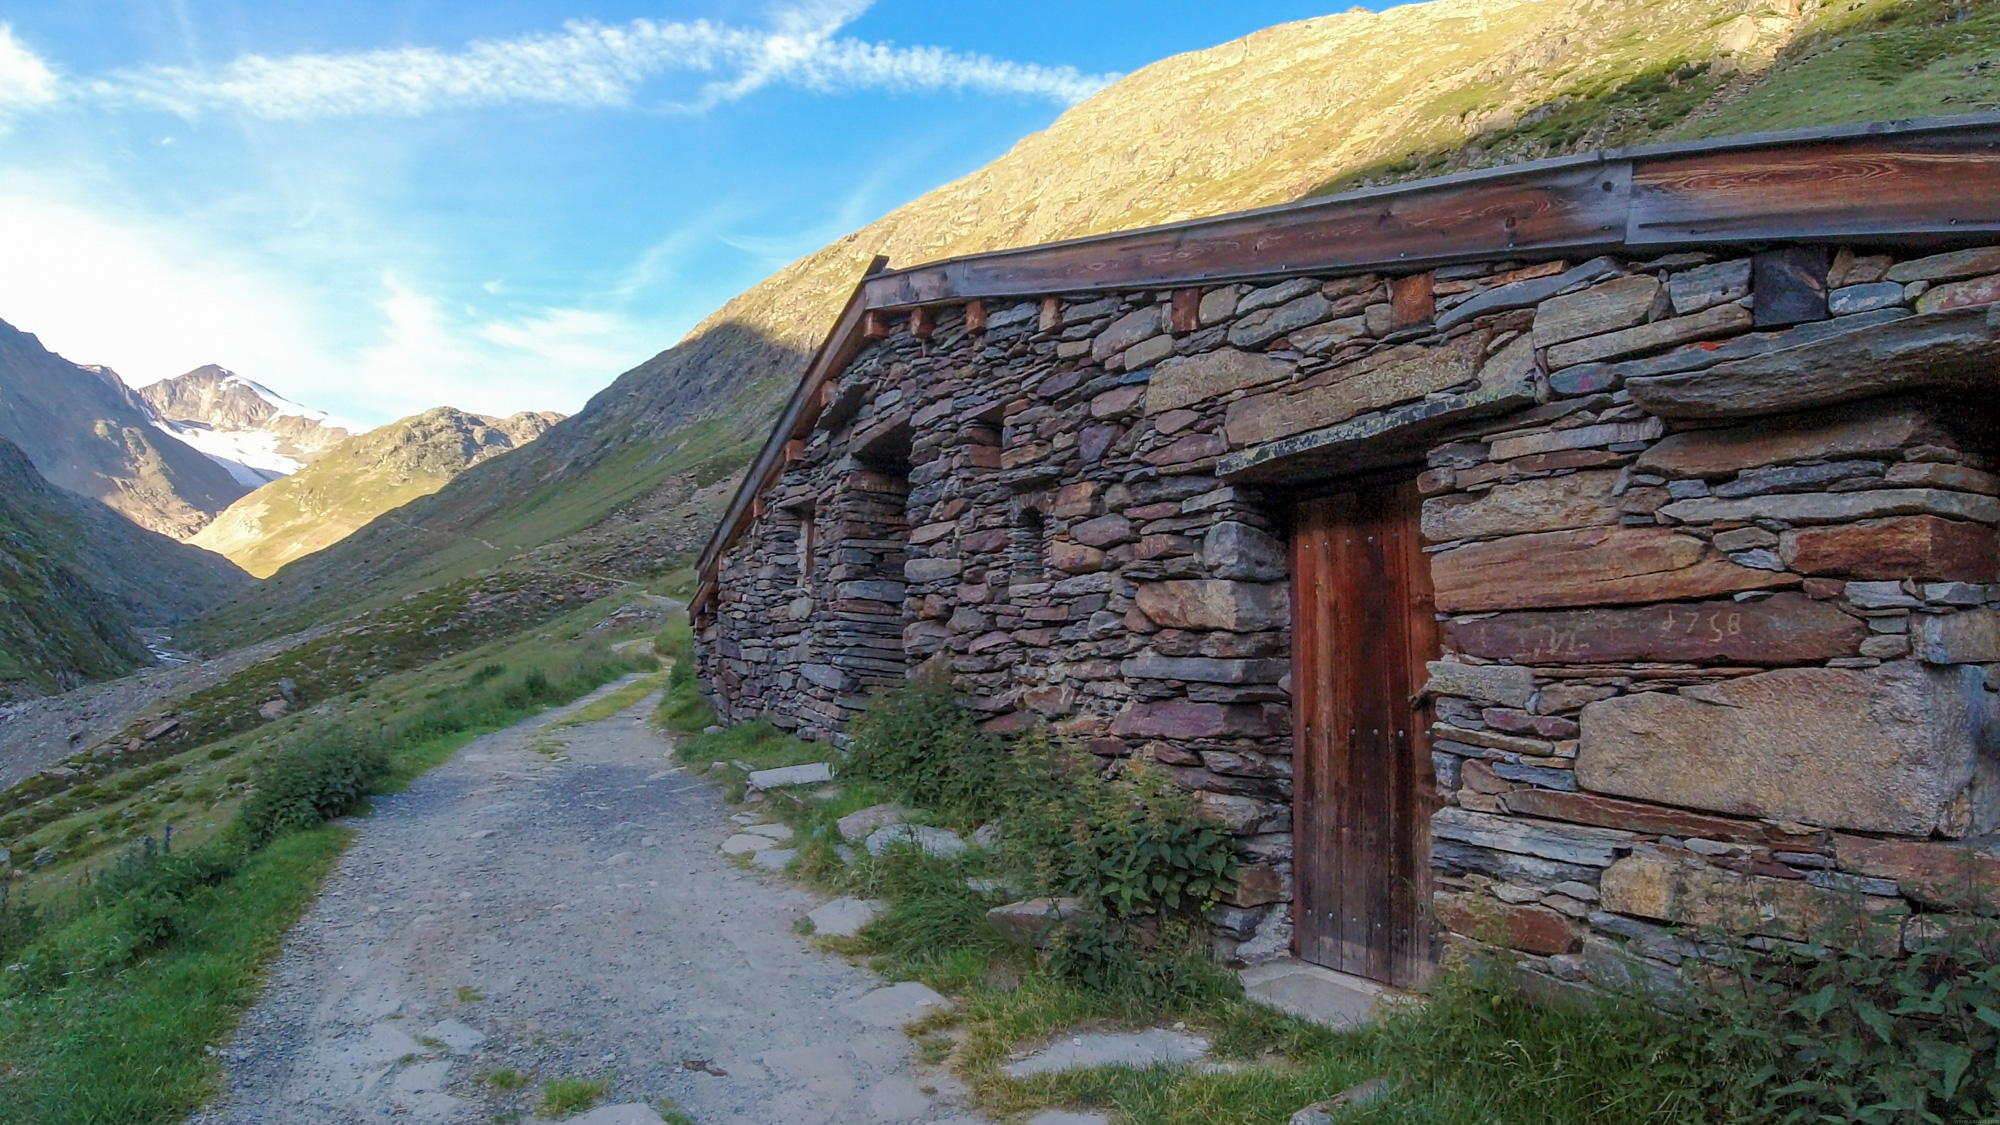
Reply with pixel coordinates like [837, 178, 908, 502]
[0, 185, 328, 393]
[344, 276, 664, 423]
[82, 3, 1114, 121]
[0, 180, 662, 426]
[0, 24, 58, 110]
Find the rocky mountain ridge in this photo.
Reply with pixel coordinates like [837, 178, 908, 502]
[190, 406, 565, 578]
[136, 365, 352, 487]
[0, 320, 252, 538]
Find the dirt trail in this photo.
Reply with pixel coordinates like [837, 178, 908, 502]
[190, 677, 989, 1125]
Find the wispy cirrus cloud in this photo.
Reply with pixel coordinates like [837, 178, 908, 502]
[13, 2, 1113, 122]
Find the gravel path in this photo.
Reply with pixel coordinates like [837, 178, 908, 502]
[190, 678, 990, 1125]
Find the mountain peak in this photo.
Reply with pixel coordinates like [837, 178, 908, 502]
[136, 365, 351, 488]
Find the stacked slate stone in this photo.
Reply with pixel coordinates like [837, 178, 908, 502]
[699, 240, 2000, 976]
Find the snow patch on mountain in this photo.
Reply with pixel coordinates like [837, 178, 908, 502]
[135, 365, 352, 488]
[150, 419, 299, 486]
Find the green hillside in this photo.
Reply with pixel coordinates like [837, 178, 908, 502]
[0, 437, 251, 699]
[191, 0, 2000, 650]
[190, 407, 560, 578]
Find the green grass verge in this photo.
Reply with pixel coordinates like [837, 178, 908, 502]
[0, 826, 348, 1124]
[0, 597, 664, 1123]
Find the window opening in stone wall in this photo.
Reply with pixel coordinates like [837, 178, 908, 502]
[1012, 506, 1047, 586]
[797, 501, 817, 592]
[854, 418, 913, 477]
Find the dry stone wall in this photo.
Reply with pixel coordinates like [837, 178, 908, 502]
[700, 239, 2000, 979]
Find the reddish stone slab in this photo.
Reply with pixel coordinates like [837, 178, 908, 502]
[1781, 515, 1996, 582]
[1833, 835, 2000, 909]
[1446, 593, 1865, 665]
[1431, 526, 1796, 612]
[1109, 700, 1270, 739]
[1143, 431, 1226, 466]
[1432, 891, 1580, 955]
[1501, 788, 1785, 844]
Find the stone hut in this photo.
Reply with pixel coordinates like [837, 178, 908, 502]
[692, 115, 2000, 991]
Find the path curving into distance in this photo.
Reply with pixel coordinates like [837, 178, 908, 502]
[189, 678, 988, 1125]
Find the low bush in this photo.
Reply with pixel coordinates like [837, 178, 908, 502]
[238, 734, 389, 847]
[1004, 732, 1238, 920]
[1672, 909, 2000, 1122]
[843, 668, 1010, 823]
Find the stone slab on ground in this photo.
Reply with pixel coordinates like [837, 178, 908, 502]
[839, 802, 907, 842]
[866, 824, 968, 858]
[188, 676, 989, 1125]
[561, 1105, 669, 1125]
[421, 1018, 485, 1054]
[1026, 1113, 1111, 1125]
[1241, 960, 1395, 1030]
[842, 981, 954, 1029]
[742, 821, 794, 841]
[752, 847, 797, 871]
[809, 897, 885, 938]
[721, 833, 773, 855]
[1001, 1029, 1211, 1078]
[748, 761, 834, 789]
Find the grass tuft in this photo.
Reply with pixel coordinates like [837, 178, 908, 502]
[537, 1076, 609, 1117]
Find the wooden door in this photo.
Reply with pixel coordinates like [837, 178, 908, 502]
[1292, 479, 1441, 987]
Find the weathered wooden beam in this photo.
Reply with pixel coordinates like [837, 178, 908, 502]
[868, 160, 1631, 305]
[1626, 122, 2000, 245]
[862, 309, 893, 339]
[964, 299, 988, 332]
[1170, 288, 1202, 333]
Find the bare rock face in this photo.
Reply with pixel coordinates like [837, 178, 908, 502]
[1576, 662, 1986, 835]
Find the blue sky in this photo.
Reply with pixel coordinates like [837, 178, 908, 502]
[0, 2, 1389, 427]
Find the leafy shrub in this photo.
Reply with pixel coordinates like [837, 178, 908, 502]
[1004, 732, 1238, 919]
[1676, 909, 2000, 1123]
[238, 734, 389, 846]
[1044, 913, 1237, 1010]
[844, 668, 1009, 821]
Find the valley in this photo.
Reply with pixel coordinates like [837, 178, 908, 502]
[0, 1, 1995, 1122]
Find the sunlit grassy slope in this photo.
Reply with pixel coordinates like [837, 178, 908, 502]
[196, 0, 1999, 649]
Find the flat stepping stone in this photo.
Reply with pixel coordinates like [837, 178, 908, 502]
[751, 847, 796, 871]
[721, 834, 773, 855]
[837, 802, 905, 842]
[807, 897, 884, 938]
[1001, 1028, 1210, 1078]
[747, 762, 833, 789]
[841, 981, 951, 1028]
[865, 824, 966, 858]
[566, 1105, 673, 1125]
[1028, 1112, 1111, 1125]
[1240, 960, 1393, 1030]
[742, 822, 793, 841]
[420, 1019, 484, 1053]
